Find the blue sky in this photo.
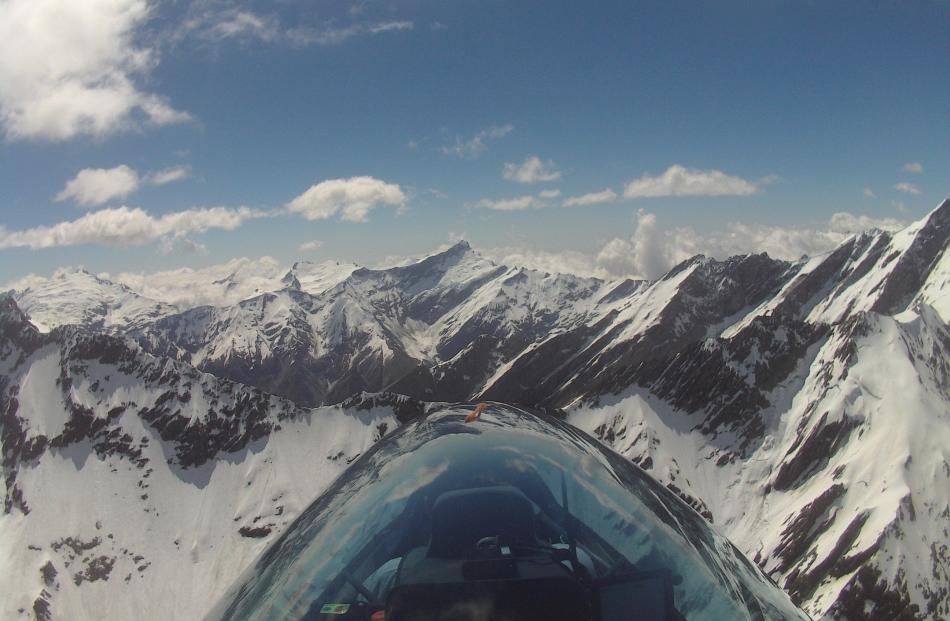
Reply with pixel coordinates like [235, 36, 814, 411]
[1, 0, 948, 285]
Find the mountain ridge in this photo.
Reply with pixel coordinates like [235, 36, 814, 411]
[2, 198, 949, 620]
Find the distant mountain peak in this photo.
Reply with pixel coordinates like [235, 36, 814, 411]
[445, 239, 472, 253]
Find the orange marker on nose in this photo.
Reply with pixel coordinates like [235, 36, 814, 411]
[464, 402, 487, 423]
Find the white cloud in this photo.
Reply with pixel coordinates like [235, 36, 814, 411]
[595, 210, 669, 279]
[0, 205, 260, 250]
[863, 187, 876, 199]
[159, 236, 207, 256]
[287, 20, 414, 46]
[902, 162, 923, 174]
[623, 164, 760, 199]
[367, 21, 414, 34]
[145, 165, 190, 186]
[299, 239, 324, 252]
[894, 182, 921, 195]
[481, 246, 610, 279]
[593, 210, 908, 279]
[106, 256, 285, 307]
[55, 165, 140, 206]
[476, 195, 544, 211]
[2, 272, 50, 293]
[177, 4, 413, 47]
[286, 176, 406, 222]
[193, 9, 277, 42]
[563, 189, 618, 208]
[502, 156, 561, 183]
[474, 188, 561, 211]
[55, 164, 191, 206]
[827, 212, 905, 233]
[0, 0, 189, 141]
[440, 124, 513, 158]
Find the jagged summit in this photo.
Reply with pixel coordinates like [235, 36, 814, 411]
[1, 200, 948, 621]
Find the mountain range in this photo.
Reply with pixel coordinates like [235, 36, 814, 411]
[2, 199, 949, 620]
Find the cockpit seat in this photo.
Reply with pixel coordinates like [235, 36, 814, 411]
[428, 485, 536, 558]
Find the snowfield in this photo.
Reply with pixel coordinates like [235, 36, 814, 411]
[2, 199, 949, 620]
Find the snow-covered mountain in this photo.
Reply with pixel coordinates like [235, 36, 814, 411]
[12, 268, 178, 333]
[121, 241, 614, 407]
[0, 298, 426, 620]
[2, 198, 949, 620]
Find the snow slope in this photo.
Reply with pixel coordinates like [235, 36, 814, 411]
[570, 302, 950, 619]
[2, 198, 948, 620]
[0, 300, 425, 621]
[12, 268, 177, 333]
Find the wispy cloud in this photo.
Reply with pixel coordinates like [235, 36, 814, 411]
[902, 162, 923, 174]
[146, 165, 191, 186]
[0, 0, 189, 141]
[502, 156, 561, 183]
[287, 20, 414, 47]
[286, 176, 406, 222]
[476, 195, 546, 211]
[0, 206, 262, 250]
[863, 187, 876, 199]
[623, 165, 762, 199]
[563, 189, 618, 208]
[441, 124, 513, 158]
[176, 4, 412, 48]
[894, 182, 921, 195]
[181, 8, 278, 43]
[474, 187, 559, 211]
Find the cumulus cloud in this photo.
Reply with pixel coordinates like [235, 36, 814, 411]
[593, 210, 908, 279]
[0, 0, 189, 141]
[863, 187, 877, 199]
[481, 246, 610, 279]
[55, 165, 141, 206]
[441, 124, 513, 158]
[894, 182, 921, 195]
[623, 165, 761, 199]
[827, 212, 905, 233]
[0, 205, 260, 250]
[286, 176, 406, 222]
[502, 156, 561, 183]
[55, 164, 192, 206]
[299, 239, 324, 252]
[902, 162, 923, 174]
[563, 189, 618, 208]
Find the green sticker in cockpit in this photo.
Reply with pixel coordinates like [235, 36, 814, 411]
[320, 603, 351, 614]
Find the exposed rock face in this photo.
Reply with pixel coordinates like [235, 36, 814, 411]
[2, 199, 949, 620]
[0, 296, 427, 620]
